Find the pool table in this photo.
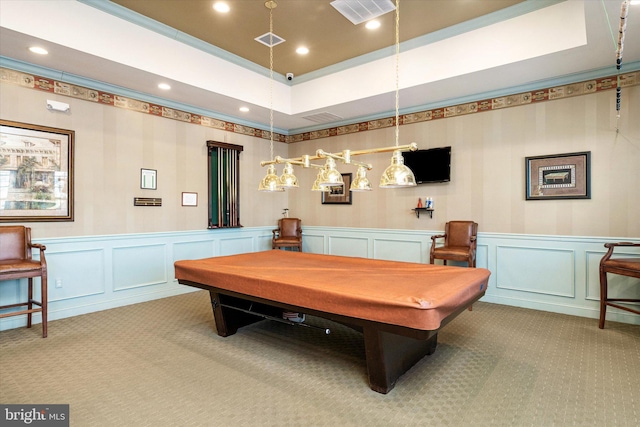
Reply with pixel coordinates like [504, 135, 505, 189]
[175, 250, 490, 393]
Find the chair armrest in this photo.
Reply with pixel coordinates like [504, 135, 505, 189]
[272, 229, 280, 238]
[28, 243, 47, 266]
[470, 236, 477, 242]
[604, 242, 640, 248]
[430, 234, 445, 243]
[601, 242, 640, 264]
[30, 243, 47, 252]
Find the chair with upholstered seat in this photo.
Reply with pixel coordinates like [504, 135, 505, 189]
[430, 221, 478, 268]
[272, 218, 302, 251]
[599, 242, 640, 329]
[0, 225, 48, 337]
[430, 221, 478, 311]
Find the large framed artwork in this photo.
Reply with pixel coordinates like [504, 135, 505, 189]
[0, 120, 74, 221]
[525, 151, 590, 200]
[321, 173, 352, 205]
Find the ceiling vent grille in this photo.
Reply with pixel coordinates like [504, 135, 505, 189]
[302, 112, 344, 124]
[330, 0, 395, 25]
[255, 32, 286, 47]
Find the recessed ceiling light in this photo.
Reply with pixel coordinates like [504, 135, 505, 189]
[365, 20, 381, 30]
[239, 107, 249, 112]
[213, 2, 230, 13]
[29, 46, 48, 55]
[296, 47, 309, 55]
[158, 83, 171, 90]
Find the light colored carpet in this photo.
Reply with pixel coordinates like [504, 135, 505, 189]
[1, 291, 638, 426]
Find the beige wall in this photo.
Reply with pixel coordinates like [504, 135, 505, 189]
[0, 83, 289, 238]
[1, 82, 638, 239]
[288, 86, 640, 237]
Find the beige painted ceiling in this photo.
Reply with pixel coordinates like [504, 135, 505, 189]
[111, 0, 524, 77]
[1, 1, 638, 132]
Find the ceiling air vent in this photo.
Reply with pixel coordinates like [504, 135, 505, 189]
[330, 0, 395, 25]
[255, 32, 285, 47]
[302, 112, 344, 124]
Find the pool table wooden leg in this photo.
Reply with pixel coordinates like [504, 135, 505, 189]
[209, 291, 285, 337]
[209, 291, 264, 337]
[363, 327, 438, 394]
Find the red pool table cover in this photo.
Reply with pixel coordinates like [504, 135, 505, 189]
[174, 250, 490, 330]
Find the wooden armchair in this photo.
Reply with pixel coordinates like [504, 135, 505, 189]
[599, 242, 640, 329]
[430, 221, 478, 311]
[272, 218, 302, 251]
[0, 226, 48, 337]
[430, 221, 478, 268]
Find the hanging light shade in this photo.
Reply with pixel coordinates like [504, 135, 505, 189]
[380, 150, 416, 188]
[318, 158, 344, 187]
[350, 165, 372, 192]
[380, 0, 416, 189]
[258, 164, 284, 192]
[278, 162, 299, 188]
[311, 170, 330, 192]
[257, 0, 284, 193]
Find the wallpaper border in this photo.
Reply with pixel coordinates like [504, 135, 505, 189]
[1, 67, 638, 145]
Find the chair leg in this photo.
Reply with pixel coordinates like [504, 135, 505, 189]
[27, 278, 33, 329]
[41, 274, 48, 338]
[599, 269, 608, 329]
[467, 258, 474, 311]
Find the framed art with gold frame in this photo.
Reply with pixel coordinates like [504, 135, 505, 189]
[0, 119, 74, 222]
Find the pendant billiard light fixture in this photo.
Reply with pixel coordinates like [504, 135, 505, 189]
[379, 0, 416, 188]
[258, 0, 417, 192]
[258, 0, 285, 192]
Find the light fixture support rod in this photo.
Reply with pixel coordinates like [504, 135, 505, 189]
[260, 143, 417, 168]
[316, 149, 372, 170]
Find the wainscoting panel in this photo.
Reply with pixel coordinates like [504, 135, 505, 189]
[219, 236, 254, 256]
[257, 234, 275, 252]
[328, 236, 369, 258]
[173, 240, 215, 262]
[0, 279, 25, 307]
[373, 239, 424, 263]
[476, 244, 489, 269]
[301, 233, 325, 254]
[496, 245, 575, 298]
[172, 240, 215, 281]
[48, 249, 106, 301]
[112, 244, 168, 291]
[585, 250, 605, 302]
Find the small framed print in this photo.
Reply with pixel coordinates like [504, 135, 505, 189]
[321, 173, 352, 205]
[141, 168, 157, 190]
[525, 151, 590, 200]
[181, 192, 198, 207]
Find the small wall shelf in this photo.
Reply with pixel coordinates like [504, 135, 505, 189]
[413, 208, 434, 218]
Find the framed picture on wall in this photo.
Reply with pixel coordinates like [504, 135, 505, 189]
[141, 168, 157, 190]
[321, 173, 352, 205]
[525, 151, 591, 200]
[0, 119, 74, 222]
[181, 192, 198, 206]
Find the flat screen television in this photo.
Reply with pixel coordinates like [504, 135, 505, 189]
[402, 146, 451, 184]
